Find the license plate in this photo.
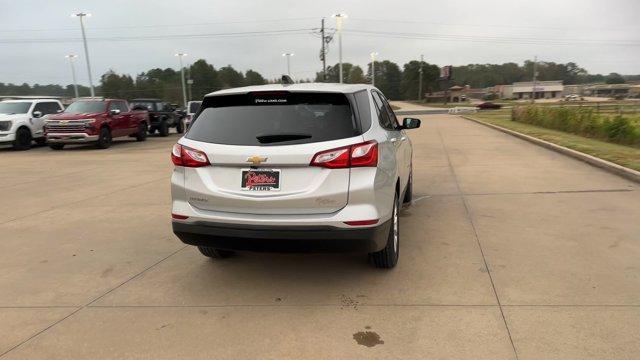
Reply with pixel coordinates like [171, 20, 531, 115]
[241, 169, 280, 191]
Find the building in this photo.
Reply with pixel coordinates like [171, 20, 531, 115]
[501, 81, 564, 100]
[584, 84, 632, 98]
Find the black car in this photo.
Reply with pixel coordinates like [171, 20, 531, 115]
[130, 99, 183, 136]
[476, 102, 502, 110]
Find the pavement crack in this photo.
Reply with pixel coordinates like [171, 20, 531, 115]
[436, 125, 520, 360]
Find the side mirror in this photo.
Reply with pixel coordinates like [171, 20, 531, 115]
[109, 109, 121, 116]
[402, 118, 421, 129]
[32, 111, 43, 118]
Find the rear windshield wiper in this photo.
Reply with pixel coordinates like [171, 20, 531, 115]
[256, 133, 312, 144]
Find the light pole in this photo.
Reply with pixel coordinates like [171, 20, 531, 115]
[332, 13, 348, 83]
[65, 55, 79, 99]
[282, 53, 294, 76]
[71, 12, 95, 98]
[175, 53, 188, 108]
[370, 52, 378, 87]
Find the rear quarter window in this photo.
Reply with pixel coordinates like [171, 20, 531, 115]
[187, 92, 361, 146]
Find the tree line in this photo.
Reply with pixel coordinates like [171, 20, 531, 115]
[0, 59, 634, 103]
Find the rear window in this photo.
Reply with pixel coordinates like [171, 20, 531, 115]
[64, 101, 106, 114]
[187, 92, 360, 146]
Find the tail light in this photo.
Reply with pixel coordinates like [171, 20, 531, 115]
[310, 140, 378, 169]
[171, 144, 210, 167]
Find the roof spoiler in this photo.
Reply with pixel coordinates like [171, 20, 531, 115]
[281, 75, 295, 86]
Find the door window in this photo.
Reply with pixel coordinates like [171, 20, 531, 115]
[371, 91, 395, 130]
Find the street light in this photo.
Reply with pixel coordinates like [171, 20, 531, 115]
[65, 55, 79, 99]
[332, 13, 348, 83]
[71, 12, 95, 98]
[370, 52, 378, 87]
[175, 53, 188, 108]
[282, 53, 294, 76]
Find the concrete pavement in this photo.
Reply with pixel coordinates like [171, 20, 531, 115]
[0, 116, 638, 359]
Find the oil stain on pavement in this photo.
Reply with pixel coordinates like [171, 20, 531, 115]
[353, 327, 384, 347]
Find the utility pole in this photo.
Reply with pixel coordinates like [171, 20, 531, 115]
[370, 52, 378, 86]
[332, 13, 347, 83]
[72, 12, 95, 98]
[418, 54, 424, 101]
[531, 55, 538, 103]
[65, 54, 79, 99]
[321, 18, 327, 81]
[175, 53, 188, 108]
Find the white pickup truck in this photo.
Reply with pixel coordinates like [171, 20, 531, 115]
[0, 99, 64, 150]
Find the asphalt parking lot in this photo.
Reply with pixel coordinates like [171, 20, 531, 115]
[1, 115, 639, 359]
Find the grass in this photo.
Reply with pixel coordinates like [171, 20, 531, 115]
[468, 110, 640, 172]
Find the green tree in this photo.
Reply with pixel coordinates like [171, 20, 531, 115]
[188, 59, 221, 99]
[245, 69, 266, 85]
[348, 66, 366, 84]
[218, 66, 245, 88]
[367, 60, 402, 99]
[100, 70, 135, 99]
[400, 60, 440, 100]
[605, 72, 626, 84]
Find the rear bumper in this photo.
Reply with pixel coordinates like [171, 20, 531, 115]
[47, 133, 98, 143]
[172, 219, 390, 253]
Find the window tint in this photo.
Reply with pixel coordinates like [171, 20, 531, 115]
[187, 92, 359, 146]
[377, 92, 400, 128]
[130, 101, 154, 111]
[353, 90, 372, 132]
[371, 91, 394, 130]
[0, 102, 31, 114]
[35, 102, 62, 115]
[65, 101, 106, 114]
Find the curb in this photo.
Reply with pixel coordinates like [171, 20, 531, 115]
[460, 115, 640, 184]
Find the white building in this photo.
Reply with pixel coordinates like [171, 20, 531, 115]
[501, 80, 564, 100]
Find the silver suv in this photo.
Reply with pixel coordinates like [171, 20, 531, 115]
[170, 83, 420, 268]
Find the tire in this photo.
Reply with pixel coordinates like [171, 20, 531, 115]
[96, 127, 112, 149]
[369, 192, 400, 269]
[49, 143, 65, 150]
[12, 127, 32, 151]
[403, 170, 413, 204]
[176, 118, 184, 134]
[197, 246, 235, 259]
[35, 137, 47, 146]
[158, 120, 169, 137]
[136, 122, 148, 142]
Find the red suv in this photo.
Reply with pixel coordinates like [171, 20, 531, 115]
[45, 99, 149, 150]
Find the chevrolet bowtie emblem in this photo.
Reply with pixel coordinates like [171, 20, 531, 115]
[246, 156, 268, 165]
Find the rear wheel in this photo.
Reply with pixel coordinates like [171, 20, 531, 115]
[197, 246, 235, 259]
[158, 119, 169, 137]
[369, 192, 400, 269]
[176, 118, 184, 134]
[12, 127, 32, 151]
[49, 143, 65, 150]
[96, 127, 112, 149]
[136, 122, 148, 142]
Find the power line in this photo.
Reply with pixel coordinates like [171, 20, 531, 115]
[0, 17, 318, 33]
[0, 28, 317, 44]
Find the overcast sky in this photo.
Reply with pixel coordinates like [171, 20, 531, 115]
[1, 0, 638, 87]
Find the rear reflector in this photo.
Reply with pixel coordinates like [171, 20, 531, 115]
[343, 219, 379, 226]
[310, 140, 378, 169]
[171, 144, 210, 167]
[171, 213, 189, 220]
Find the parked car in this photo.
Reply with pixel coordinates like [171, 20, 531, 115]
[185, 100, 202, 129]
[130, 98, 182, 136]
[0, 99, 64, 150]
[170, 84, 421, 268]
[44, 99, 149, 150]
[476, 102, 502, 110]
